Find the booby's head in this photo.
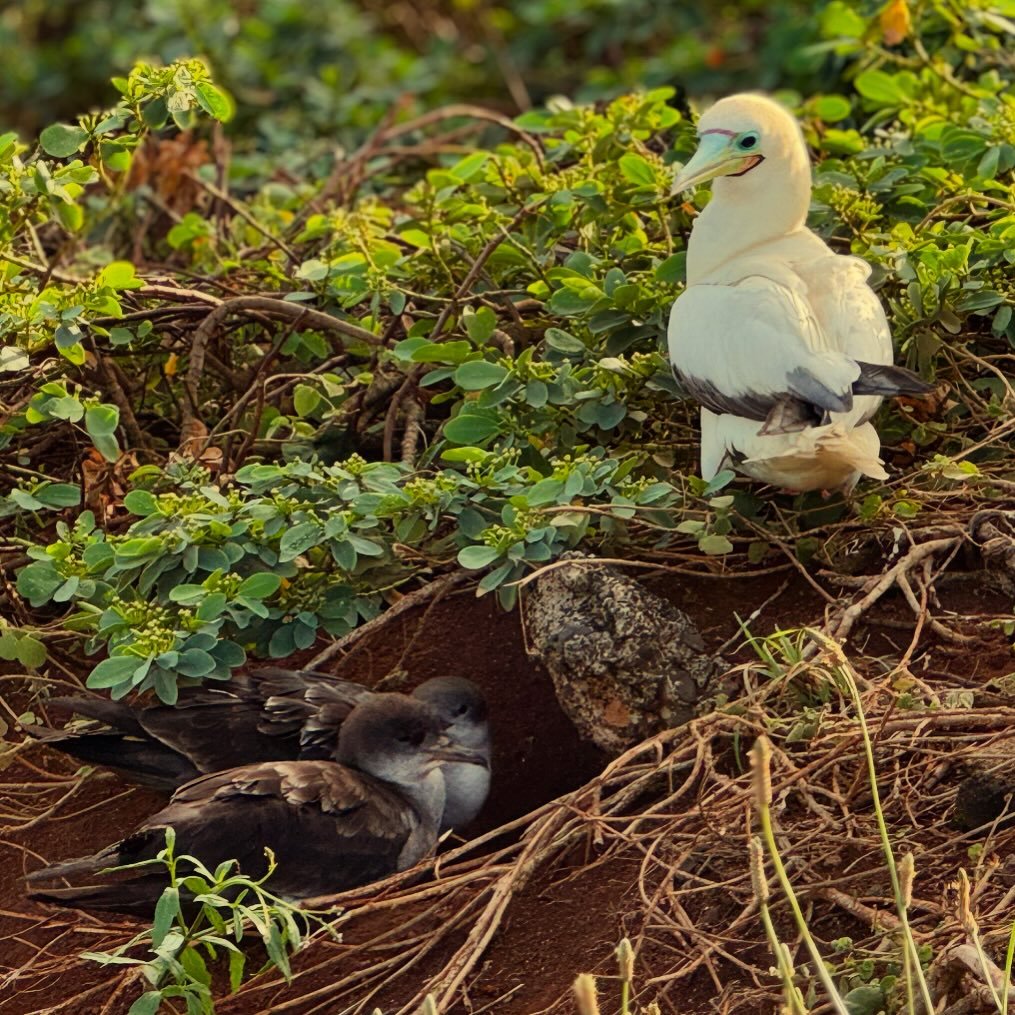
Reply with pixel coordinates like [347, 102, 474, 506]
[671, 93, 810, 199]
[412, 676, 490, 755]
[671, 93, 813, 280]
[337, 694, 486, 787]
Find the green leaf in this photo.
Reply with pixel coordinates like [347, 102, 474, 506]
[180, 944, 211, 986]
[703, 470, 736, 496]
[85, 404, 120, 461]
[237, 573, 282, 599]
[98, 261, 140, 290]
[843, 984, 886, 1015]
[57, 338, 86, 364]
[654, 253, 686, 285]
[117, 536, 164, 559]
[264, 923, 292, 981]
[55, 202, 85, 233]
[88, 430, 120, 463]
[194, 81, 232, 121]
[463, 306, 497, 344]
[443, 412, 503, 444]
[229, 948, 246, 993]
[128, 993, 164, 1015]
[211, 640, 246, 668]
[109, 327, 134, 346]
[152, 887, 181, 949]
[33, 483, 81, 508]
[594, 402, 626, 429]
[525, 379, 548, 407]
[176, 648, 217, 678]
[40, 123, 89, 157]
[441, 447, 491, 464]
[293, 384, 321, 417]
[88, 655, 146, 688]
[820, 0, 865, 38]
[543, 328, 586, 356]
[477, 561, 514, 594]
[279, 522, 323, 561]
[17, 562, 65, 606]
[458, 544, 502, 569]
[548, 288, 597, 316]
[449, 151, 489, 181]
[196, 593, 228, 621]
[412, 340, 472, 364]
[453, 360, 510, 391]
[124, 490, 159, 516]
[15, 636, 47, 670]
[142, 96, 169, 128]
[699, 534, 734, 556]
[618, 152, 656, 187]
[812, 95, 851, 122]
[854, 69, 910, 107]
[0, 633, 19, 661]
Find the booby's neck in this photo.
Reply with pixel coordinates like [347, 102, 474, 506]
[686, 151, 813, 283]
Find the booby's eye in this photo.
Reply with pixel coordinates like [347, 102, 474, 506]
[454, 703, 469, 717]
[738, 133, 759, 150]
[400, 728, 426, 747]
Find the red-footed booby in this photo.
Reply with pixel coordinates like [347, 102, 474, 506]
[667, 93, 930, 493]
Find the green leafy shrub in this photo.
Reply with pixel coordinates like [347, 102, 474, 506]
[2, 1, 1014, 704]
[82, 828, 335, 1015]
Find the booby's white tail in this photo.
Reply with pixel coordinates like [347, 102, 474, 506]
[735, 420, 887, 493]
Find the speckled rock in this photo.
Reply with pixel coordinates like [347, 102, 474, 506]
[969, 510, 1015, 595]
[522, 552, 725, 753]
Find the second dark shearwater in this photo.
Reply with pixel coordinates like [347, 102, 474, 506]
[30, 669, 491, 830]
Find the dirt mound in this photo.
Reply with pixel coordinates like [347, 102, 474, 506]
[3, 564, 1015, 1014]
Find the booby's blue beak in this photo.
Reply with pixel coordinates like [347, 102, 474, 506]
[670, 131, 764, 195]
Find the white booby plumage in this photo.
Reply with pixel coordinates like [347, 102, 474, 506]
[667, 93, 929, 493]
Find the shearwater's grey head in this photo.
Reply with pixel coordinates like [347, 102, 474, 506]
[336, 693, 483, 787]
[412, 676, 490, 752]
[410, 677, 491, 829]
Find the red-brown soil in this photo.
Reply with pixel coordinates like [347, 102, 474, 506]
[2, 567, 1014, 1014]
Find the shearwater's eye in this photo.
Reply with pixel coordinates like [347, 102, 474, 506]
[399, 728, 425, 747]
[739, 133, 759, 150]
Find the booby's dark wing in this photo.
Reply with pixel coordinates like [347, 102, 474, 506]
[27, 760, 417, 915]
[668, 272, 930, 437]
[668, 277, 865, 429]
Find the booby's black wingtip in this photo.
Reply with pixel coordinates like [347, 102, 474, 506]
[854, 361, 934, 397]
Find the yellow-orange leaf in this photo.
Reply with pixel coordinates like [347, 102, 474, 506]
[164, 352, 178, 376]
[880, 0, 911, 46]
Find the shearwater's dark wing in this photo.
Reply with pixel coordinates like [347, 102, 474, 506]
[26, 760, 417, 915]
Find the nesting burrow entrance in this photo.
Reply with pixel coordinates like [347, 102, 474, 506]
[5, 534, 1015, 1015]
